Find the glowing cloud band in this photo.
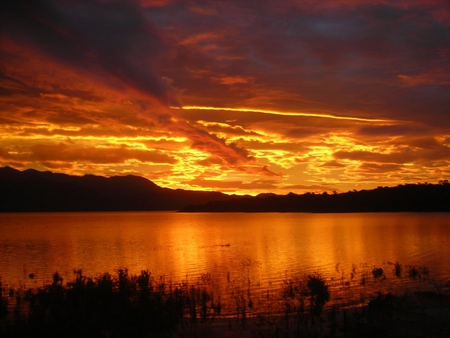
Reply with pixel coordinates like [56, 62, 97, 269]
[173, 106, 393, 123]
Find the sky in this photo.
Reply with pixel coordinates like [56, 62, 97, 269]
[1, 0, 449, 195]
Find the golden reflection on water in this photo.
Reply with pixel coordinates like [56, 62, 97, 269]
[0, 212, 449, 294]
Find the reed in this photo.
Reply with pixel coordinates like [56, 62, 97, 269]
[1, 261, 449, 337]
[0, 281, 8, 324]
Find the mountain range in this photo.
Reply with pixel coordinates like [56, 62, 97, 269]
[1, 166, 449, 212]
[0, 166, 233, 212]
[181, 183, 450, 213]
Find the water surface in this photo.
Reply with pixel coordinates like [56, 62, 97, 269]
[1, 212, 449, 311]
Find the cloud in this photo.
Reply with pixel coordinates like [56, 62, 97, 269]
[1, 0, 176, 105]
[237, 165, 283, 177]
[333, 137, 450, 164]
[194, 120, 260, 137]
[280, 183, 338, 193]
[321, 160, 346, 168]
[0, 142, 177, 165]
[189, 6, 218, 16]
[213, 76, 251, 86]
[151, 0, 449, 125]
[186, 177, 280, 193]
[1, 0, 449, 194]
[157, 117, 252, 165]
[357, 163, 404, 173]
[398, 71, 450, 87]
[195, 156, 224, 167]
[1, 0, 258, 167]
[333, 150, 408, 164]
[178, 106, 391, 122]
[357, 124, 432, 137]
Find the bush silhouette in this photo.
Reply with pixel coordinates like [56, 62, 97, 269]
[307, 274, 330, 315]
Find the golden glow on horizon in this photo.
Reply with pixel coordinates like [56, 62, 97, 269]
[1, 65, 448, 197]
[173, 106, 394, 123]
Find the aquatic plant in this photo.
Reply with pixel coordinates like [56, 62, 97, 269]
[2, 261, 449, 337]
[0, 281, 7, 323]
[307, 274, 330, 316]
[368, 292, 396, 319]
[1, 269, 212, 337]
[372, 267, 384, 279]
[388, 261, 402, 278]
[407, 265, 430, 280]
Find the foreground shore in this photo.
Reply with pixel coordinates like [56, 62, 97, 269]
[1, 267, 450, 337]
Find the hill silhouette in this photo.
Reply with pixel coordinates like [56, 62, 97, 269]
[181, 182, 450, 213]
[0, 166, 234, 212]
[1, 166, 449, 212]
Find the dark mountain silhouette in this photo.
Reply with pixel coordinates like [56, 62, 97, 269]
[0, 166, 235, 212]
[181, 183, 450, 213]
[1, 166, 449, 212]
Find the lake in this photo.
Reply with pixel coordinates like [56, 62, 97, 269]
[1, 212, 450, 313]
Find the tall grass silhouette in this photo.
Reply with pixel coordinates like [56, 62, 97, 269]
[1, 261, 449, 337]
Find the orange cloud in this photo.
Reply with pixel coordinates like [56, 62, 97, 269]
[398, 71, 450, 87]
[1, 0, 449, 195]
[214, 76, 251, 85]
[177, 106, 393, 123]
[0, 143, 177, 165]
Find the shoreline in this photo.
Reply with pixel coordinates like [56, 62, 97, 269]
[2, 266, 450, 337]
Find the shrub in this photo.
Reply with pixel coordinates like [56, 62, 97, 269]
[307, 274, 330, 315]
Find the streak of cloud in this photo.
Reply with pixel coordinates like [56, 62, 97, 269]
[175, 106, 394, 123]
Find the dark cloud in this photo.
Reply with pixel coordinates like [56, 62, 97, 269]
[357, 163, 404, 174]
[150, 0, 450, 124]
[186, 176, 280, 192]
[321, 160, 346, 168]
[194, 121, 260, 137]
[1, 0, 257, 166]
[280, 183, 338, 193]
[238, 139, 308, 153]
[334, 140, 450, 164]
[333, 150, 408, 164]
[237, 165, 282, 177]
[0, 143, 177, 165]
[158, 117, 252, 164]
[195, 156, 224, 167]
[357, 124, 433, 137]
[0, 73, 40, 97]
[285, 126, 329, 139]
[1, 0, 176, 105]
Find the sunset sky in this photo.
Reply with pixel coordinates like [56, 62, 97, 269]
[1, 0, 449, 195]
